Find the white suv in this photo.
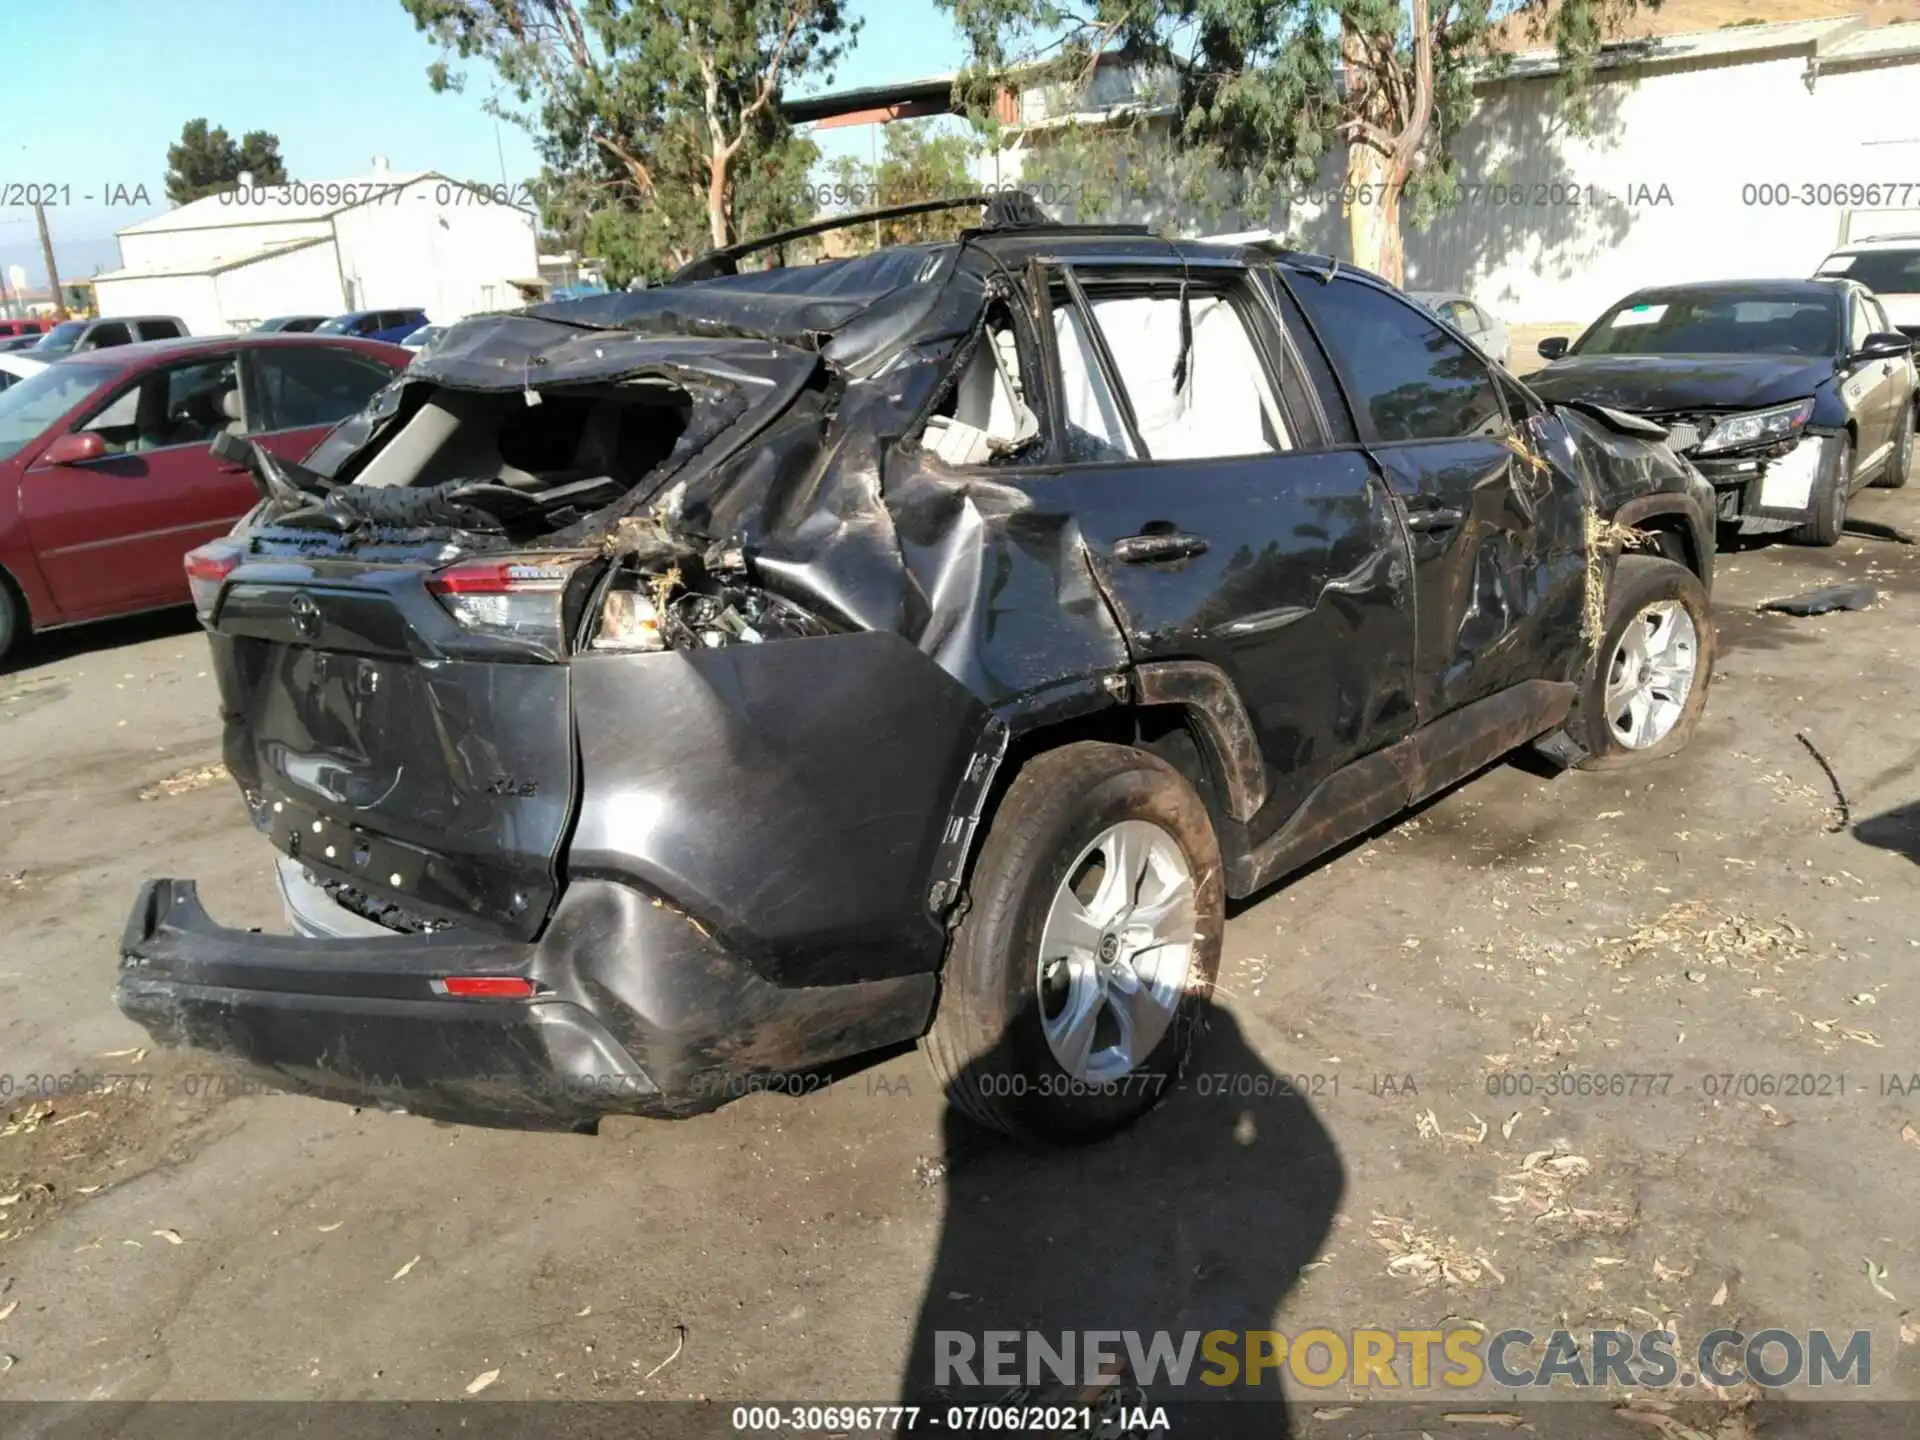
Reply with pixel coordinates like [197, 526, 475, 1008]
[1817, 236, 1920, 330]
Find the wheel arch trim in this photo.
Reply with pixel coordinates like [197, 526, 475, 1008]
[1128, 659, 1268, 824]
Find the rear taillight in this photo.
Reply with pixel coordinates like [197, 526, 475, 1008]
[426, 557, 577, 651]
[184, 541, 243, 619]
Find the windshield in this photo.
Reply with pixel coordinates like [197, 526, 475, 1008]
[1577, 292, 1839, 358]
[31, 321, 89, 354]
[0, 363, 116, 461]
[1819, 249, 1920, 296]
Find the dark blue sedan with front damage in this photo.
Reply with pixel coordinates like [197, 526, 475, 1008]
[1529, 278, 1917, 545]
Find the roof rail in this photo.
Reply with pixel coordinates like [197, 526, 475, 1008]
[669, 192, 1057, 284]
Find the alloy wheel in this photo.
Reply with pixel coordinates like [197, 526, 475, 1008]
[1603, 600, 1699, 749]
[1035, 820, 1196, 1083]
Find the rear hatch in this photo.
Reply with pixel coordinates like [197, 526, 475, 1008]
[197, 326, 819, 941]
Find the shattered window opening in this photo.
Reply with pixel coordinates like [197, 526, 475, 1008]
[1077, 288, 1293, 460]
[1050, 303, 1138, 462]
[917, 299, 1044, 467]
[259, 378, 716, 546]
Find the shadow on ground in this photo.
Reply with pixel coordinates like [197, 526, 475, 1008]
[900, 1005, 1343, 1436]
[2, 606, 200, 675]
[1853, 800, 1920, 865]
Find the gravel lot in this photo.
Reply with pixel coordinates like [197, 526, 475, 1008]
[1, 490, 1918, 1432]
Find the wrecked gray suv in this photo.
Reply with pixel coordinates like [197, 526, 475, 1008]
[117, 202, 1719, 1142]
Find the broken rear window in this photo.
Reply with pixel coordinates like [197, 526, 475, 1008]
[258, 375, 736, 545]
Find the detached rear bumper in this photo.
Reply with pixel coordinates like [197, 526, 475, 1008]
[117, 876, 936, 1131]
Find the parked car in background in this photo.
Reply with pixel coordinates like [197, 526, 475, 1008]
[318, 308, 429, 343]
[0, 318, 53, 343]
[1529, 279, 1915, 545]
[399, 322, 446, 355]
[1410, 290, 1511, 366]
[116, 206, 1717, 1143]
[0, 334, 407, 657]
[0, 353, 47, 393]
[0, 335, 44, 353]
[253, 315, 328, 334]
[30, 315, 188, 359]
[1817, 234, 1920, 335]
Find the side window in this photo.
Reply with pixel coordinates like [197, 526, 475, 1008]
[1075, 286, 1292, 460]
[1051, 303, 1138, 462]
[1286, 274, 1504, 443]
[1850, 296, 1875, 352]
[82, 356, 238, 454]
[136, 319, 183, 341]
[81, 322, 132, 351]
[251, 347, 394, 432]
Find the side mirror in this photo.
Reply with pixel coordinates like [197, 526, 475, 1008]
[1852, 331, 1913, 364]
[1536, 336, 1570, 361]
[41, 431, 105, 466]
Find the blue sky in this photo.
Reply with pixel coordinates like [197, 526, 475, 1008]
[1, 0, 969, 289]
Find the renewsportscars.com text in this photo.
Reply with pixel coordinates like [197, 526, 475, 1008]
[935, 1327, 1872, 1390]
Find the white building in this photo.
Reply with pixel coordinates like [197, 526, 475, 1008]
[978, 16, 1920, 324]
[91, 164, 541, 334]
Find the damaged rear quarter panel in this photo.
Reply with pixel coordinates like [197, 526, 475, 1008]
[566, 631, 995, 988]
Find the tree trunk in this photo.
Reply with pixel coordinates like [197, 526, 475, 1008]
[1345, 143, 1407, 286]
[707, 150, 730, 249]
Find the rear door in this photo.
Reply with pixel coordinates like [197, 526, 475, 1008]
[1284, 269, 1582, 723]
[1027, 258, 1417, 827]
[240, 342, 401, 466]
[20, 350, 244, 617]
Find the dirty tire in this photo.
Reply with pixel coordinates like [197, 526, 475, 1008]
[923, 741, 1223, 1144]
[0, 575, 21, 665]
[1790, 436, 1851, 545]
[1573, 555, 1713, 771]
[1874, 401, 1913, 489]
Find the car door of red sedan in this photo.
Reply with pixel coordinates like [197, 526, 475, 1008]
[20, 350, 248, 621]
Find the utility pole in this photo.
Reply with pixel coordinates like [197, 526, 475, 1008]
[35, 201, 67, 320]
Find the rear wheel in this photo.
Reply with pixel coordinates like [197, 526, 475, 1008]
[1572, 555, 1713, 770]
[1790, 436, 1851, 546]
[1874, 401, 1913, 489]
[923, 741, 1223, 1144]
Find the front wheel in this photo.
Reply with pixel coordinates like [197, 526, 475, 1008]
[1790, 435, 1852, 545]
[923, 741, 1223, 1144]
[1572, 555, 1714, 770]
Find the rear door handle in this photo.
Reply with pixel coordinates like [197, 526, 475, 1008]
[1111, 531, 1209, 564]
[1404, 506, 1465, 533]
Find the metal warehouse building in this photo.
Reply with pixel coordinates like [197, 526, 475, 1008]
[89, 164, 540, 334]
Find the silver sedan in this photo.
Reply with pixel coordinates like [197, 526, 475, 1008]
[1411, 290, 1512, 368]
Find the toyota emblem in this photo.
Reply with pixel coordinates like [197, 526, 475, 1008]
[289, 592, 322, 640]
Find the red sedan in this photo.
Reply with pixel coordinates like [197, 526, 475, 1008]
[0, 335, 407, 658]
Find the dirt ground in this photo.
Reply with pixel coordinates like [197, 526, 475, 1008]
[1, 491, 1918, 1431]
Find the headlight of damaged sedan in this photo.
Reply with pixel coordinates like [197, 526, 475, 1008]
[1695, 398, 1815, 456]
